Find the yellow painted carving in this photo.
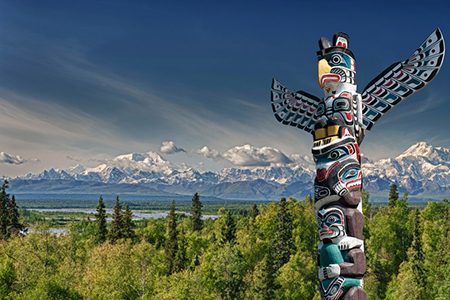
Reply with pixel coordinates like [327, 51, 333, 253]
[314, 128, 327, 141]
[327, 125, 340, 136]
[318, 59, 331, 88]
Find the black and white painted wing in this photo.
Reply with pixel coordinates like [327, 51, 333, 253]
[271, 78, 321, 133]
[360, 28, 445, 130]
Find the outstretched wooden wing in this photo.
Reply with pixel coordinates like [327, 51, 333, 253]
[360, 28, 445, 130]
[271, 78, 321, 133]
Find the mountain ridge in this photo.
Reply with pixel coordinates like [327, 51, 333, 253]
[7, 142, 450, 201]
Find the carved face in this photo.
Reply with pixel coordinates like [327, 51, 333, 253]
[316, 92, 356, 135]
[315, 93, 355, 129]
[313, 134, 362, 208]
[318, 52, 356, 89]
[316, 206, 346, 240]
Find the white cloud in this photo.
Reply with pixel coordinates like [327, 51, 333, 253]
[0, 152, 27, 165]
[192, 146, 223, 160]
[159, 141, 186, 154]
[222, 144, 293, 167]
[192, 144, 294, 167]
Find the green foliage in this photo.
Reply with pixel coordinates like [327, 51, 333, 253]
[207, 243, 246, 299]
[362, 189, 372, 240]
[140, 218, 166, 248]
[366, 193, 411, 298]
[251, 204, 259, 222]
[165, 200, 179, 275]
[270, 198, 293, 271]
[0, 180, 10, 239]
[7, 195, 22, 232]
[384, 211, 428, 300]
[108, 196, 124, 242]
[123, 204, 135, 241]
[0, 258, 17, 299]
[290, 197, 317, 256]
[410, 209, 425, 292]
[0, 181, 21, 239]
[5, 191, 450, 299]
[220, 210, 237, 245]
[388, 183, 399, 208]
[191, 193, 203, 232]
[80, 240, 164, 299]
[275, 251, 319, 300]
[246, 253, 277, 300]
[94, 196, 107, 244]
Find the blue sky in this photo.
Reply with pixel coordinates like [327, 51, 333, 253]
[0, 0, 449, 176]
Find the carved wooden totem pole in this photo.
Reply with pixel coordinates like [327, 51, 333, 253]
[271, 29, 445, 299]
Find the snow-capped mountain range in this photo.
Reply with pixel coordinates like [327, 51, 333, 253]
[7, 142, 450, 201]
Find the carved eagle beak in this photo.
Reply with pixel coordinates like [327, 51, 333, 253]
[318, 59, 331, 89]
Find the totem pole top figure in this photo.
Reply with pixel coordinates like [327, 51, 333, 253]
[317, 32, 356, 97]
[271, 28, 445, 138]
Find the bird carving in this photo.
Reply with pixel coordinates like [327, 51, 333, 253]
[271, 28, 445, 141]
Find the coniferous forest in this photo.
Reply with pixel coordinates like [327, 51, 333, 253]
[1, 180, 450, 299]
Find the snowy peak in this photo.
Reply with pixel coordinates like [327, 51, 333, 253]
[87, 151, 172, 174]
[363, 141, 450, 188]
[66, 164, 86, 174]
[397, 142, 450, 161]
[399, 142, 435, 158]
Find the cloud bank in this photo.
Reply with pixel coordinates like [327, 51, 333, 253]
[222, 145, 293, 167]
[193, 144, 294, 167]
[0, 152, 27, 165]
[159, 141, 186, 154]
[192, 146, 222, 160]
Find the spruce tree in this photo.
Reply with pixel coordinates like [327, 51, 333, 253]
[7, 195, 22, 233]
[388, 183, 399, 208]
[251, 204, 259, 223]
[122, 204, 135, 240]
[0, 180, 10, 239]
[220, 210, 236, 245]
[191, 193, 203, 232]
[94, 196, 108, 244]
[165, 200, 179, 274]
[108, 196, 123, 242]
[398, 192, 408, 209]
[270, 197, 293, 270]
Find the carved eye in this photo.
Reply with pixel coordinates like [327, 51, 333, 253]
[330, 54, 342, 65]
[327, 216, 337, 224]
[328, 150, 344, 160]
[346, 169, 358, 179]
[333, 98, 349, 111]
[316, 217, 322, 227]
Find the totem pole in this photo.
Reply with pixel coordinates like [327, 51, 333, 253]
[271, 29, 445, 299]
